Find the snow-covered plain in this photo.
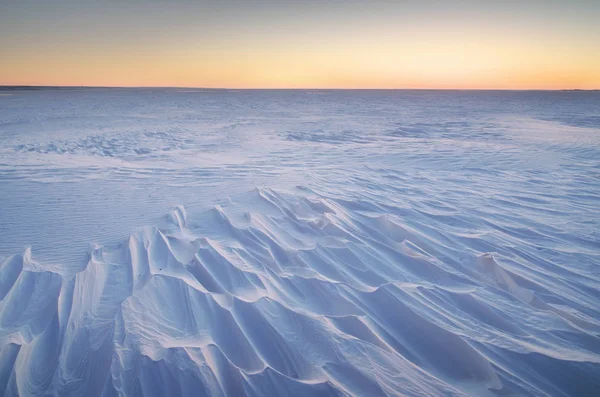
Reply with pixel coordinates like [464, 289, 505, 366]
[0, 88, 599, 396]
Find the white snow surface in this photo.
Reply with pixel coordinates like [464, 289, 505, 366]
[0, 88, 599, 396]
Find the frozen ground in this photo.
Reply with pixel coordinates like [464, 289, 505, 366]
[0, 89, 599, 396]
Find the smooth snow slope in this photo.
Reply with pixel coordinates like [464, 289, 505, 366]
[0, 89, 599, 396]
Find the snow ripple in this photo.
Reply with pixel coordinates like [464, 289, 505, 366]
[1, 188, 599, 397]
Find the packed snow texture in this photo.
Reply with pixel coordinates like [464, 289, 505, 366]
[0, 89, 599, 396]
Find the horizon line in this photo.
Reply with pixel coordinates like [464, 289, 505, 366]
[1, 84, 598, 92]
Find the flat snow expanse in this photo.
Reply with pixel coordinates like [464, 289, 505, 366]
[0, 89, 599, 396]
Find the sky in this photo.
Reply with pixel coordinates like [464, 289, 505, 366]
[1, 0, 599, 89]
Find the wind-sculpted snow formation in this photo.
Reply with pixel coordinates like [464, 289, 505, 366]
[0, 89, 599, 396]
[2, 188, 600, 396]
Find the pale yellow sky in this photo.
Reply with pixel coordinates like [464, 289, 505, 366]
[1, 1, 599, 89]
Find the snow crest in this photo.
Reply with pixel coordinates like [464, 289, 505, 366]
[1, 188, 599, 397]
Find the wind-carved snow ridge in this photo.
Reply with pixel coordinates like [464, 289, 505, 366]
[1, 187, 600, 397]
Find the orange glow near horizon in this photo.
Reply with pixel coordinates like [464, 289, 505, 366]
[1, 2, 599, 90]
[3, 42, 598, 90]
[3, 46, 598, 90]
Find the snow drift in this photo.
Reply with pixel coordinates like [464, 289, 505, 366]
[1, 89, 599, 396]
[2, 188, 600, 396]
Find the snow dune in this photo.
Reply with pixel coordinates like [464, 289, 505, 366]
[2, 188, 599, 396]
[1, 89, 599, 396]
